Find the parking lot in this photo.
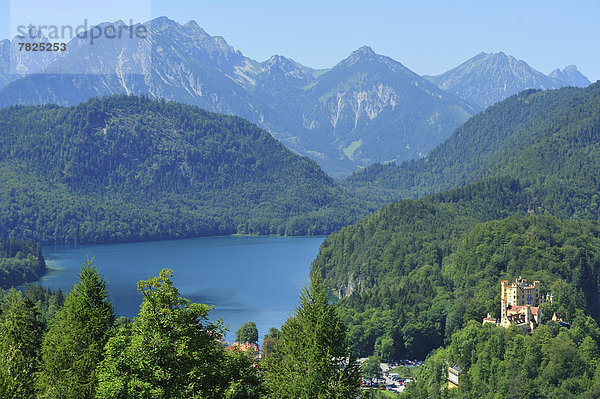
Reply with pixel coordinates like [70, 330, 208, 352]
[360, 359, 423, 394]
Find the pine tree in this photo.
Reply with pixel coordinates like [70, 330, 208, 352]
[0, 290, 43, 398]
[263, 274, 361, 398]
[37, 257, 114, 398]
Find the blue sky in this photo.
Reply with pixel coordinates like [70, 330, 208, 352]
[3, 0, 599, 81]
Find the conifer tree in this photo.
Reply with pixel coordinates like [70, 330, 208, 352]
[0, 290, 43, 398]
[37, 257, 114, 398]
[263, 274, 361, 398]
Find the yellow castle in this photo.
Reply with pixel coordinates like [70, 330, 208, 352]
[483, 277, 549, 333]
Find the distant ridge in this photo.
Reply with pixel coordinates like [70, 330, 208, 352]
[549, 65, 591, 88]
[0, 19, 472, 177]
[424, 52, 591, 109]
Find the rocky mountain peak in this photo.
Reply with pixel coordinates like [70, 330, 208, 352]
[263, 55, 295, 69]
[257, 54, 309, 82]
[428, 51, 563, 108]
[183, 20, 210, 37]
[334, 45, 394, 72]
[147, 16, 182, 32]
[487, 52, 519, 66]
[549, 65, 591, 88]
[347, 45, 377, 62]
[355, 45, 376, 55]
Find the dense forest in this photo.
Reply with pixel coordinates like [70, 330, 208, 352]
[0, 238, 46, 288]
[313, 212, 600, 360]
[407, 317, 600, 398]
[0, 95, 374, 245]
[0, 284, 64, 322]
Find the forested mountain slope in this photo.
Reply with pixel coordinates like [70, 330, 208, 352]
[408, 314, 600, 398]
[0, 95, 373, 244]
[313, 196, 600, 360]
[346, 83, 600, 204]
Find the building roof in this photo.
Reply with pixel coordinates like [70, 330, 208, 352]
[504, 277, 540, 289]
[509, 305, 539, 315]
[449, 365, 463, 374]
[226, 342, 259, 353]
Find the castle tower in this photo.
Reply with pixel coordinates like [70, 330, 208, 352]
[494, 277, 544, 332]
[501, 280, 509, 303]
[500, 297, 509, 327]
[524, 305, 531, 325]
[502, 278, 542, 307]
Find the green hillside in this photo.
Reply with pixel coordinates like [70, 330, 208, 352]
[345, 83, 600, 205]
[0, 95, 373, 244]
[313, 209, 600, 359]
[407, 316, 600, 398]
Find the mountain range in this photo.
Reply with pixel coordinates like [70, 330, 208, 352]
[345, 82, 600, 203]
[0, 17, 591, 177]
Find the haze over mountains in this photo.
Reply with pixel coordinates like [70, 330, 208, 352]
[549, 64, 591, 88]
[2, 13, 600, 396]
[424, 52, 591, 108]
[0, 17, 591, 176]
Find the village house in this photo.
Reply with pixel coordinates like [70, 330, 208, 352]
[447, 364, 463, 389]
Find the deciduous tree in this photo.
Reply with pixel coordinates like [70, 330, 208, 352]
[236, 321, 259, 345]
[96, 269, 229, 398]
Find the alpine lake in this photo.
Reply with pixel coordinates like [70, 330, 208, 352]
[39, 235, 326, 342]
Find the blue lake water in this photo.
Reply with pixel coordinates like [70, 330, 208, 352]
[40, 235, 325, 342]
